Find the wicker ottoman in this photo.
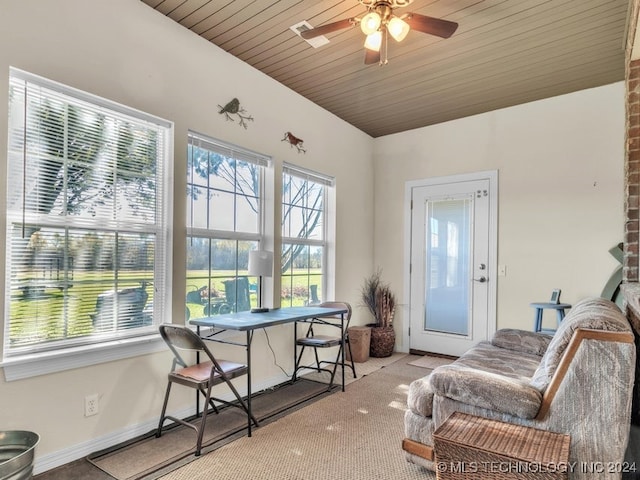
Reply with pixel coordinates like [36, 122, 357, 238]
[433, 412, 570, 479]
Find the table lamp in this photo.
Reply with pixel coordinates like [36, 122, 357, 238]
[248, 250, 273, 313]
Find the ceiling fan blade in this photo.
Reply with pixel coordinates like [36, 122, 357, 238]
[364, 49, 380, 65]
[300, 18, 356, 39]
[405, 13, 459, 39]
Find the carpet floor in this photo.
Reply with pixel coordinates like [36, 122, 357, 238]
[87, 379, 334, 480]
[33, 353, 435, 480]
[158, 354, 436, 480]
[407, 355, 454, 370]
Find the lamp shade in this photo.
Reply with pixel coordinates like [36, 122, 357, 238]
[364, 31, 382, 51]
[248, 250, 273, 278]
[360, 11, 381, 35]
[388, 16, 410, 42]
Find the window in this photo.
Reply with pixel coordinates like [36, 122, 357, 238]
[4, 69, 172, 359]
[281, 164, 333, 307]
[186, 132, 269, 319]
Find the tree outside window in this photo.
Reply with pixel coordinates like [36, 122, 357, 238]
[281, 165, 331, 307]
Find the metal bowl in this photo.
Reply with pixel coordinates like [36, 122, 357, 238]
[0, 431, 40, 480]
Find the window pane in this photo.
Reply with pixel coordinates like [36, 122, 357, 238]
[207, 155, 236, 192]
[187, 139, 262, 235]
[188, 146, 209, 188]
[8, 227, 155, 347]
[187, 190, 209, 230]
[186, 131, 268, 319]
[424, 199, 472, 335]
[280, 243, 323, 307]
[281, 175, 324, 241]
[209, 190, 236, 231]
[281, 165, 330, 308]
[306, 208, 324, 240]
[236, 193, 259, 234]
[186, 237, 258, 317]
[5, 70, 170, 355]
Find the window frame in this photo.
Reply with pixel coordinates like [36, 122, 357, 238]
[186, 131, 271, 319]
[1, 68, 174, 380]
[280, 163, 335, 307]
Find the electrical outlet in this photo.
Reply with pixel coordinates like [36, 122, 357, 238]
[85, 393, 99, 417]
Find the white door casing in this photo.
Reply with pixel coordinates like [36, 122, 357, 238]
[403, 171, 498, 356]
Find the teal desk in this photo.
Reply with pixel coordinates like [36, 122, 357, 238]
[190, 306, 348, 436]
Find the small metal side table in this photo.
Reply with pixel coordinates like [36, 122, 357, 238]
[530, 302, 571, 333]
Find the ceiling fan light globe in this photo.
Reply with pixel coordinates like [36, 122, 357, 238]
[364, 30, 382, 51]
[361, 12, 381, 35]
[388, 16, 410, 42]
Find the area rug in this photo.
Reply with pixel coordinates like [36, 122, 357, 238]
[87, 353, 405, 480]
[87, 379, 332, 480]
[159, 354, 436, 480]
[407, 354, 455, 370]
[302, 351, 407, 384]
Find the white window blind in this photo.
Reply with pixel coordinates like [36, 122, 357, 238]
[5, 69, 172, 357]
[282, 164, 334, 187]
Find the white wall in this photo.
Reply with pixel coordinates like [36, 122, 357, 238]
[373, 82, 625, 351]
[0, 0, 374, 470]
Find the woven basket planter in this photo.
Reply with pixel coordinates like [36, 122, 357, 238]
[369, 325, 395, 357]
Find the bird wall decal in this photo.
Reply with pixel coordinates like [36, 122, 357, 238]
[218, 98, 254, 129]
[282, 131, 306, 153]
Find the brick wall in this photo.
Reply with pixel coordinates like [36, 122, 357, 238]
[624, 1, 640, 427]
[626, 59, 640, 283]
[625, 0, 640, 284]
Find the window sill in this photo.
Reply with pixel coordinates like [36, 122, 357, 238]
[1, 334, 166, 381]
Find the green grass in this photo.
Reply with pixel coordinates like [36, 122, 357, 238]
[9, 269, 323, 346]
[9, 270, 153, 346]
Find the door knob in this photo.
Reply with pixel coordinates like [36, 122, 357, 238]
[474, 276, 487, 283]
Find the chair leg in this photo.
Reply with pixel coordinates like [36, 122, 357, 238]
[222, 376, 259, 428]
[292, 343, 307, 382]
[198, 386, 220, 415]
[195, 384, 213, 456]
[313, 345, 321, 372]
[156, 381, 172, 438]
[326, 344, 343, 391]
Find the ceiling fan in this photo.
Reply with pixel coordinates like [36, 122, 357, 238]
[300, 0, 459, 65]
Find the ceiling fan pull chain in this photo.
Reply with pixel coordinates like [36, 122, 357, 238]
[382, 28, 389, 65]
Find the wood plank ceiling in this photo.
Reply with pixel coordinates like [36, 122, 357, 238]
[141, 0, 630, 138]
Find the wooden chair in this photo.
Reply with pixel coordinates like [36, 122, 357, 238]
[292, 301, 356, 391]
[156, 324, 258, 456]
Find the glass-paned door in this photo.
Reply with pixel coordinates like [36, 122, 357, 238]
[409, 175, 495, 356]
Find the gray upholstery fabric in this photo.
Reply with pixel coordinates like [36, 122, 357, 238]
[437, 340, 542, 379]
[491, 328, 553, 356]
[404, 409, 436, 470]
[427, 340, 543, 418]
[404, 297, 636, 480]
[429, 363, 542, 418]
[407, 375, 434, 417]
[530, 297, 631, 391]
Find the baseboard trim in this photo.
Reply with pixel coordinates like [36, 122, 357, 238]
[33, 372, 289, 474]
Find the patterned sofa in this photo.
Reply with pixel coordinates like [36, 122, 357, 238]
[403, 298, 636, 479]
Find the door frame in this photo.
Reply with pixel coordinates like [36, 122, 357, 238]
[402, 170, 499, 353]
